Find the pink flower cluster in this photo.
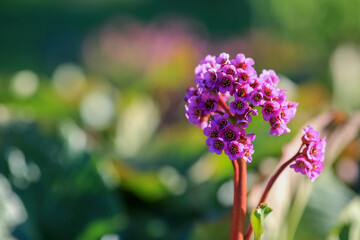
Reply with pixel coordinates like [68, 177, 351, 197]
[185, 53, 298, 162]
[290, 126, 326, 181]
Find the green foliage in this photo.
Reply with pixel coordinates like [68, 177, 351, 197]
[250, 203, 273, 240]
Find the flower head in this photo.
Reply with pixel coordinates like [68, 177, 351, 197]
[185, 52, 298, 161]
[290, 126, 326, 181]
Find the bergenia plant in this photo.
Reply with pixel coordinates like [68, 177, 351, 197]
[184, 53, 326, 240]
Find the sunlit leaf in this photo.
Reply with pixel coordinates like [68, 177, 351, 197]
[251, 203, 273, 240]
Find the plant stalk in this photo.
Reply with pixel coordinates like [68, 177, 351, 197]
[230, 158, 247, 240]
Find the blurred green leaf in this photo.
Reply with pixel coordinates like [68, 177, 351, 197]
[328, 197, 360, 240]
[251, 203, 273, 240]
[294, 171, 356, 240]
[76, 214, 126, 240]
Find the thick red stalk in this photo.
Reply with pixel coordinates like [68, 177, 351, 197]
[230, 158, 247, 240]
[218, 95, 246, 240]
[244, 156, 297, 240]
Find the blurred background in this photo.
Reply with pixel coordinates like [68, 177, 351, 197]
[0, 0, 360, 239]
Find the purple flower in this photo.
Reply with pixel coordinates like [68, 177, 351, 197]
[269, 119, 290, 136]
[234, 84, 252, 100]
[185, 96, 207, 128]
[222, 65, 237, 76]
[200, 55, 217, 66]
[238, 133, 255, 145]
[220, 125, 241, 142]
[307, 161, 324, 182]
[218, 73, 234, 94]
[214, 113, 229, 129]
[242, 145, 254, 163]
[302, 125, 320, 144]
[203, 122, 220, 138]
[204, 70, 218, 88]
[290, 155, 312, 175]
[184, 87, 197, 102]
[230, 99, 249, 115]
[250, 78, 261, 90]
[262, 101, 280, 121]
[249, 91, 265, 106]
[236, 68, 257, 84]
[185, 52, 300, 161]
[206, 137, 227, 155]
[277, 90, 288, 106]
[279, 104, 297, 124]
[199, 94, 219, 114]
[216, 52, 230, 65]
[261, 82, 278, 99]
[260, 69, 280, 85]
[230, 53, 254, 70]
[225, 141, 244, 160]
[290, 126, 326, 181]
[306, 137, 326, 161]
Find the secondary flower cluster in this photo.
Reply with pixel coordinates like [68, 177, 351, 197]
[290, 126, 326, 181]
[185, 53, 298, 161]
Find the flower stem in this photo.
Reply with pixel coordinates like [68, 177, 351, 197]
[219, 96, 235, 117]
[244, 155, 297, 240]
[230, 158, 247, 240]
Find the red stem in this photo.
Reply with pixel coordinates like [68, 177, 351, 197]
[218, 96, 235, 117]
[218, 95, 246, 240]
[244, 155, 298, 240]
[230, 158, 247, 240]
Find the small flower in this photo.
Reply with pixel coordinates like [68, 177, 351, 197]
[184, 87, 197, 102]
[225, 141, 244, 160]
[185, 97, 201, 123]
[206, 137, 227, 155]
[302, 125, 320, 144]
[230, 99, 249, 115]
[269, 120, 290, 136]
[222, 65, 237, 76]
[238, 133, 255, 145]
[220, 125, 241, 142]
[290, 155, 312, 175]
[204, 70, 218, 88]
[231, 53, 254, 70]
[216, 52, 230, 65]
[249, 91, 265, 106]
[214, 113, 229, 129]
[237, 68, 257, 84]
[307, 161, 324, 182]
[203, 122, 220, 138]
[306, 137, 326, 161]
[262, 101, 280, 121]
[218, 73, 234, 94]
[250, 78, 261, 90]
[260, 69, 280, 85]
[234, 84, 252, 100]
[279, 103, 297, 124]
[199, 94, 218, 114]
[261, 82, 278, 99]
[242, 145, 255, 163]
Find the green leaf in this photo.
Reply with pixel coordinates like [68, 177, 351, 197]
[251, 203, 273, 240]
